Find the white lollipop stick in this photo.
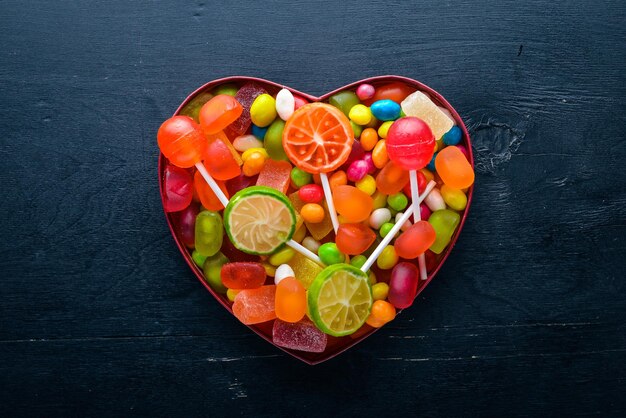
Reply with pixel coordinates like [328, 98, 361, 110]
[410, 170, 428, 281]
[195, 162, 321, 264]
[361, 181, 436, 273]
[320, 173, 339, 233]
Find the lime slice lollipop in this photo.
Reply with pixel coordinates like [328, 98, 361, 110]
[307, 264, 373, 337]
[224, 186, 296, 255]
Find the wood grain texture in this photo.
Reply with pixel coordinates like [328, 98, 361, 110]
[1, 0, 625, 416]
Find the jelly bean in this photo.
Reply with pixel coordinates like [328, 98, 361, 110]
[318, 242, 345, 266]
[301, 203, 325, 223]
[371, 191, 388, 210]
[302, 236, 321, 254]
[356, 83, 376, 101]
[275, 88, 295, 121]
[350, 121, 363, 139]
[379, 222, 396, 238]
[194, 210, 223, 256]
[202, 252, 229, 294]
[420, 204, 432, 221]
[292, 224, 307, 243]
[370, 99, 401, 121]
[192, 249, 208, 267]
[346, 160, 369, 182]
[203, 133, 241, 180]
[361, 154, 376, 175]
[226, 288, 239, 302]
[368, 270, 377, 286]
[199, 95, 243, 135]
[290, 166, 313, 188]
[275, 277, 306, 323]
[269, 247, 296, 266]
[194, 170, 229, 211]
[263, 262, 277, 277]
[427, 152, 437, 172]
[163, 165, 193, 212]
[328, 90, 360, 116]
[378, 121, 394, 138]
[386, 117, 435, 171]
[366, 82, 415, 106]
[329, 170, 348, 189]
[442, 125, 462, 146]
[360, 128, 378, 151]
[157, 116, 205, 168]
[336, 223, 376, 255]
[251, 124, 268, 140]
[298, 184, 323, 203]
[212, 83, 238, 97]
[263, 119, 288, 161]
[333, 185, 374, 223]
[176, 202, 200, 248]
[429, 209, 461, 254]
[394, 221, 437, 259]
[372, 139, 388, 168]
[232, 285, 276, 324]
[242, 151, 266, 177]
[371, 282, 389, 301]
[348, 104, 373, 125]
[366, 300, 396, 328]
[369, 208, 392, 229]
[435, 146, 474, 189]
[376, 161, 409, 195]
[355, 174, 376, 195]
[377, 245, 399, 270]
[340, 140, 365, 171]
[395, 212, 413, 232]
[388, 262, 419, 308]
[350, 255, 367, 270]
[221, 262, 266, 289]
[250, 93, 277, 127]
[274, 264, 295, 285]
[441, 185, 467, 211]
[233, 134, 263, 152]
[424, 187, 446, 212]
[387, 193, 408, 211]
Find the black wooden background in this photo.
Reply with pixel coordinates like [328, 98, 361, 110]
[1, 0, 625, 416]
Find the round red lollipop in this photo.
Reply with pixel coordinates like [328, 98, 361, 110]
[385, 117, 435, 170]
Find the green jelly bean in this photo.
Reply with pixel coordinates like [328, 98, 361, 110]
[290, 167, 312, 188]
[212, 83, 238, 97]
[428, 209, 461, 254]
[195, 210, 223, 257]
[318, 242, 345, 266]
[379, 222, 395, 238]
[328, 91, 360, 116]
[269, 247, 295, 266]
[192, 250, 209, 267]
[350, 121, 363, 139]
[179, 91, 214, 123]
[350, 254, 367, 271]
[387, 193, 408, 211]
[264, 119, 288, 161]
[202, 252, 229, 294]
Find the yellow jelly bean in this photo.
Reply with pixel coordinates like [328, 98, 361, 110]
[355, 174, 376, 195]
[378, 121, 394, 138]
[242, 152, 266, 176]
[269, 247, 296, 266]
[262, 262, 276, 277]
[368, 270, 377, 286]
[242, 147, 269, 161]
[377, 245, 398, 270]
[371, 282, 389, 300]
[371, 191, 388, 210]
[226, 288, 240, 302]
[441, 185, 467, 211]
[348, 104, 373, 126]
[250, 94, 277, 127]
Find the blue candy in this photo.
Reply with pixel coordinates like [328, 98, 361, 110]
[427, 152, 438, 172]
[370, 100, 401, 121]
[442, 126, 462, 146]
[252, 124, 268, 140]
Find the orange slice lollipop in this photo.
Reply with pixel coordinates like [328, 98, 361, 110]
[282, 103, 353, 174]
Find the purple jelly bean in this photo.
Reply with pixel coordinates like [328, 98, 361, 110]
[388, 262, 419, 309]
[347, 160, 369, 182]
[362, 153, 376, 174]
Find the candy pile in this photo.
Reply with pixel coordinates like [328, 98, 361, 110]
[158, 80, 474, 354]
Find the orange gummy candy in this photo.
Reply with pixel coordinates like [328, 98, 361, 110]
[193, 170, 229, 211]
[435, 146, 474, 189]
[157, 116, 206, 168]
[375, 161, 409, 195]
[394, 221, 436, 259]
[202, 131, 241, 180]
[333, 185, 373, 223]
[256, 159, 292, 194]
[336, 223, 376, 255]
[199, 94, 243, 135]
[232, 285, 276, 325]
[275, 277, 306, 323]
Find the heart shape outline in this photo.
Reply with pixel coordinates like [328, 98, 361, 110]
[158, 75, 474, 364]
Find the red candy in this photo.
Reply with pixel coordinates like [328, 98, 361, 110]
[394, 221, 437, 259]
[403, 170, 427, 196]
[336, 223, 376, 255]
[221, 262, 267, 290]
[175, 202, 200, 248]
[226, 82, 267, 137]
[162, 165, 193, 212]
[199, 94, 243, 135]
[194, 170, 229, 211]
[386, 117, 435, 171]
[203, 132, 241, 180]
[388, 262, 419, 309]
[298, 184, 323, 203]
[157, 116, 205, 168]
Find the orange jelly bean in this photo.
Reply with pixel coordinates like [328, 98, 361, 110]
[375, 161, 409, 195]
[300, 203, 325, 223]
[336, 223, 376, 255]
[365, 300, 396, 328]
[360, 128, 379, 151]
[275, 277, 306, 323]
[199, 94, 243, 135]
[435, 146, 475, 189]
[157, 116, 206, 168]
[203, 132, 241, 180]
[394, 221, 437, 259]
[193, 170, 229, 210]
[329, 170, 347, 189]
[333, 185, 373, 223]
[371, 139, 388, 169]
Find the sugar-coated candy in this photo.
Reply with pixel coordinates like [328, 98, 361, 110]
[348, 104, 373, 125]
[365, 82, 415, 106]
[228, 82, 267, 137]
[346, 160, 369, 182]
[293, 95, 308, 109]
[423, 187, 445, 212]
[176, 202, 200, 248]
[372, 139, 388, 168]
[199, 95, 243, 135]
[251, 124, 268, 140]
[268, 247, 296, 266]
[376, 161, 409, 195]
[333, 185, 373, 223]
[298, 184, 323, 203]
[360, 128, 378, 151]
[328, 90, 360, 116]
[388, 262, 419, 309]
[301, 203, 325, 223]
[163, 165, 193, 212]
[212, 83, 237, 96]
[349, 254, 367, 270]
[194, 210, 223, 257]
[232, 285, 277, 325]
[386, 117, 435, 171]
[371, 282, 389, 301]
[356, 83, 375, 101]
[378, 121, 393, 138]
[194, 170, 229, 211]
[287, 252, 323, 289]
[302, 237, 321, 254]
[355, 174, 376, 195]
[401, 91, 455, 140]
[203, 132, 241, 180]
[290, 167, 311, 188]
[442, 125, 462, 146]
[377, 245, 399, 270]
[263, 262, 276, 277]
[370, 99, 401, 121]
[336, 223, 376, 255]
[429, 209, 461, 254]
[157, 116, 205, 168]
[233, 134, 263, 152]
[369, 208, 392, 229]
[455, 144, 470, 161]
[394, 221, 437, 259]
[420, 203, 432, 221]
[256, 159, 292, 194]
[318, 242, 345, 266]
[249, 93, 277, 127]
[275, 277, 306, 323]
[242, 151, 266, 177]
[379, 222, 396, 238]
[274, 264, 295, 285]
[441, 185, 467, 211]
[435, 146, 475, 189]
[264, 119, 288, 161]
[275, 88, 295, 121]
[366, 300, 396, 328]
[272, 318, 327, 353]
[220, 262, 266, 290]
[202, 252, 229, 294]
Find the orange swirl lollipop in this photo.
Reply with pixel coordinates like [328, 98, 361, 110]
[283, 103, 354, 232]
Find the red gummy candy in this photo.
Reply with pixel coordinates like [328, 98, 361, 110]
[163, 165, 194, 212]
[226, 82, 267, 137]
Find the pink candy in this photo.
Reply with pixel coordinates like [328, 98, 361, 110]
[347, 160, 369, 182]
[388, 262, 419, 309]
[272, 318, 327, 353]
[362, 153, 376, 174]
[356, 83, 375, 101]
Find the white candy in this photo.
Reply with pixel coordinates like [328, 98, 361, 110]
[424, 188, 446, 212]
[275, 88, 295, 121]
[233, 135, 263, 152]
[302, 236, 321, 254]
[369, 208, 391, 230]
[274, 264, 295, 285]
[395, 212, 413, 231]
